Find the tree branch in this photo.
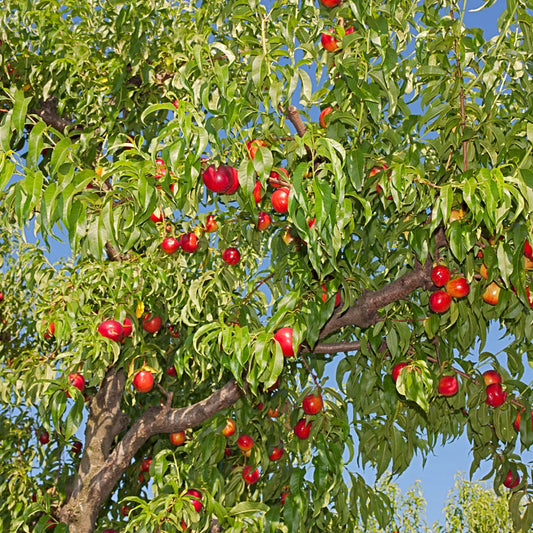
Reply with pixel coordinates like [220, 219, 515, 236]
[306, 341, 362, 354]
[59, 368, 130, 530]
[86, 379, 243, 512]
[318, 229, 447, 340]
[31, 97, 76, 134]
[283, 104, 315, 161]
[69, 368, 129, 500]
[210, 518, 223, 532]
[104, 242, 128, 262]
[319, 259, 433, 338]
[285, 105, 307, 137]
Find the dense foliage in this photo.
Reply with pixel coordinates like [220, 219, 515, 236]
[1, 0, 533, 531]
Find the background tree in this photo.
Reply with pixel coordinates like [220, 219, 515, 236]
[356, 473, 512, 532]
[1, 0, 533, 531]
[355, 477, 430, 533]
[437, 473, 513, 533]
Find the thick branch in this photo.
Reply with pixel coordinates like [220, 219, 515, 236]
[86, 380, 243, 512]
[319, 260, 434, 338]
[69, 368, 129, 500]
[59, 368, 130, 530]
[305, 341, 362, 354]
[319, 229, 447, 340]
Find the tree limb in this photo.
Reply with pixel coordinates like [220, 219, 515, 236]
[318, 228, 448, 340]
[104, 242, 128, 262]
[286, 105, 307, 137]
[86, 379, 243, 514]
[284, 105, 314, 160]
[59, 368, 130, 530]
[67, 368, 129, 501]
[59, 376, 242, 533]
[307, 341, 362, 354]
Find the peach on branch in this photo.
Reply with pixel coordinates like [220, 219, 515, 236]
[274, 327, 298, 357]
[246, 139, 266, 160]
[437, 376, 458, 397]
[319, 107, 333, 128]
[445, 277, 470, 298]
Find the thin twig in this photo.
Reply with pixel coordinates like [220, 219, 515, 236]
[451, 8, 468, 171]
[49, 436, 62, 497]
[156, 383, 173, 409]
[460, 89, 468, 171]
[297, 351, 321, 393]
[433, 337, 441, 368]
[243, 272, 275, 303]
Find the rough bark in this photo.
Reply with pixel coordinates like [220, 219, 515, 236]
[210, 518, 223, 532]
[308, 340, 362, 354]
[318, 257, 435, 339]
[57, 375, 243, 533]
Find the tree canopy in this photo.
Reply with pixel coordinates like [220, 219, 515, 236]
[1, 0, 533, 531]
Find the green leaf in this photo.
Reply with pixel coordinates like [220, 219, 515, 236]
[50, 390, 67, 433]
[12, 89, 30, 138]
[251, 54, 266, 88]
[211, 42, 236, 65]
[396, 361, 433, 412]
[0, 110, 13, 152]
[50, 138, 73, 177]
[230, 502, 269, 515]
[141, 103, 176, 123]
[0, 156, 15, 192]
[386, 327, 398, 357]
[64, 393, 84, 440]
[27, 121, 47, 168]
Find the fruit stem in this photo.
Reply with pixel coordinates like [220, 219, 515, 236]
[260, 13, 268, 57]
[17, 436, 25, 477]
[451, 7, 469, 172]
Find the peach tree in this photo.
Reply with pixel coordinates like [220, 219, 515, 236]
[1, 0, 533, 531]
